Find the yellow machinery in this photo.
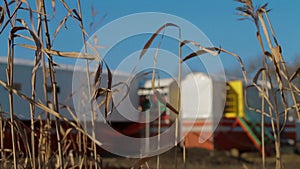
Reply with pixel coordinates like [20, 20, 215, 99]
[224, 80, 245, 118]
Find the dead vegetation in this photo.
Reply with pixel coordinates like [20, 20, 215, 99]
[0, 0, 299, 169]
[235, 1, 300, 169]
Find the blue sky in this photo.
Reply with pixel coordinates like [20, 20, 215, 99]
[0, 0, 299, 76]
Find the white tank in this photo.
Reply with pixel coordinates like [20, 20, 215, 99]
[180, 72, 226, 121]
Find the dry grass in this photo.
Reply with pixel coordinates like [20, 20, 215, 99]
[0, 0, 299, 169]
[235, 1, 300, 169]
[0, 0, 102, 168]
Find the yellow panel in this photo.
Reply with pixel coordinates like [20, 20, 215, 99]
[227, 80, 244, 118]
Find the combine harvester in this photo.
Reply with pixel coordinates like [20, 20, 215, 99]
[139, 72, 297, 155]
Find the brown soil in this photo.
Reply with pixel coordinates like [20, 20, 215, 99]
[102, 147, 300, 169]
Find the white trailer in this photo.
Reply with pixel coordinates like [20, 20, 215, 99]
[0, 57, 139, 122]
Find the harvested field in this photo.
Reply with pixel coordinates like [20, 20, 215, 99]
[102, 148, 300, 169]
